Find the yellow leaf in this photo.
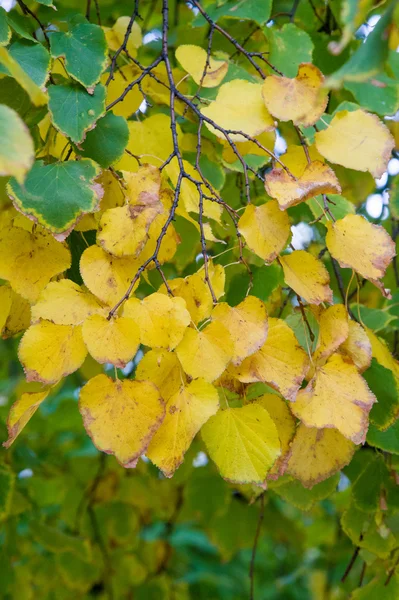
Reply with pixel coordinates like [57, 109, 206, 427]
[236, 318, 309, 401]
[160, 264, 225, 324]
[123, 164, 161, 204]
[0, 226, 71, 302]
[31, 280, 104, 325]
[98, 203, 163, 258]
[3, 389, 50, 448]
[165, 158, 222, 223]
[176, 321, 234, 382]
[291, 353, 376, 443]
[147, 378, 219, 477]
[19, 322, 87, 384]
[0, 285, 12, 333]
[222, 130, 276, 164]
[238, 200, 291, 262]
[136, 211, 180, 265]
[108, 16, 142, 56]
[123, 293, 191, 350]
[265, 161, 341, 210]
[101, 65, 143, 118]
[116, 114, 179, 171]
[0, 105, 35, 184]
[366, 329, 399, 380]
[262, 63, 327, 127]
[278, 144, 324, 178]
[201, 402, 281, 484]
[82, 314, 140, 367]
[175, 44, 228, 88]
[313, 304, 349, 366]
[201, 80, 275, 142]
[315, 109, 395, 177]
[141, 63, 188, 113]
[340, 321, 372, 372]
[79, 374, 165, 468]
[256, 393, 296, 480]
[80, 245, 140, 306]
[136, 348, 185, 402]
[0, 287, 31, 338]
[286, 424, 355, 488]
[280, 251, 333, 305]
[326, 215, 395, 297]
[211, 296, 268, 365]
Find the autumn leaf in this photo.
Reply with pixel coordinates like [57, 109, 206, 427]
[175, 44, 228, 87]
[211, 296, 268, 365]
[238, 200, 291, 262]
[291, 353, 376, 443]
[202, 80, 275, 141]
[315, 109, 395, 177]
[262, 63, 327, 127]
[3, 389, 50, 448]
[123, 293, 191, 350]
[235, 318, 309, 401]
[265, 161, 341, 210]
[147, 378, 219, 477]
[19, 322, 87, 384]
[0, 227, 71, 302]
[176, 321, 234, 383]
[286, 424, 355, 488]
[279, 251, 333, 305]
[201, 403, 281, 484]
[326, 214, 396, 297]
[79, 374, 165, 468]
[82, 314, 140, 367]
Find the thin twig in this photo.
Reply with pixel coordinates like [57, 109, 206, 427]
[249, 493, 265, 600]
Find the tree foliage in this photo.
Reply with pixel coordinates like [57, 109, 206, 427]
[0, 0, 399, 597]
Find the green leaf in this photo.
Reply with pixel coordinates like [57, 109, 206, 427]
[30, 522, 92, 561]
[193, 0, 272, 26]
[6, 12, 37, 42]
[366, 359, 399, 430]
[352, 455, 389, 513]
[78, 111, 129, 168]
[49, 23, 108, 89]
[0, 47, 47, 106]
[0, 104, 34, 183]
[327, 6, 394, 88]
[48, 82, 106, 144]
[37, 0, 56, 6]
[0, 76, 45, 126]
[390, 176, 399, 220]
[341, 501, 398, 558]
[350, 304, 395, 332]
[330, 0, 374, 55]
[368, 419, 399, 455]
[0, 40, 51, 88]
[345, 75, 399, 117]
[352, 573, 399, 599]
[7, 159, 102, 238]
[0, 7, 10, 46]
[0, 463, 15, 519]
[266, 23, 313, 78]
[270, 474, 339, 511]
[251, 263, 283, 302]
[56, 552, 100, 592]
[307, 194, 355, 224]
